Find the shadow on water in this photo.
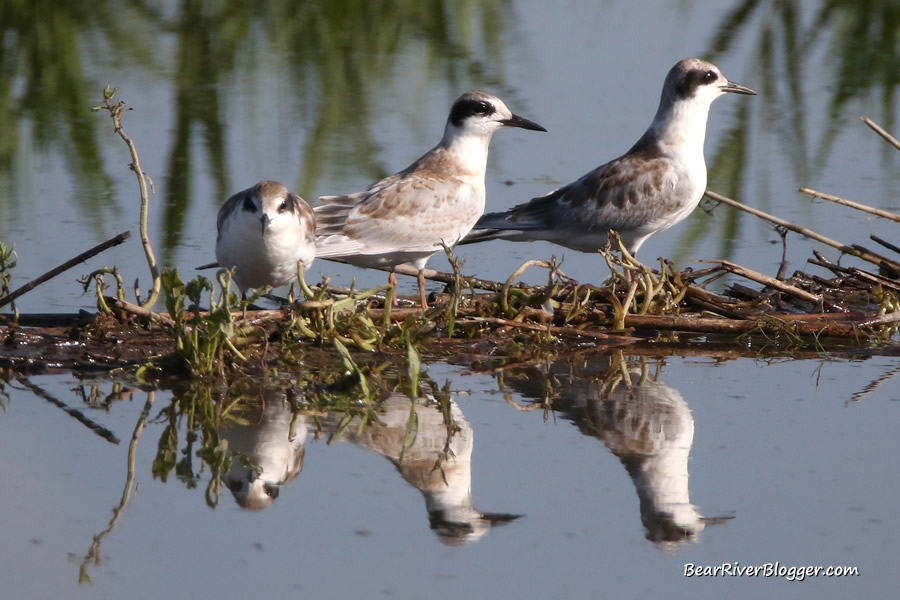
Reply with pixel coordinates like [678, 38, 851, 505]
[496, 352, 734, 550]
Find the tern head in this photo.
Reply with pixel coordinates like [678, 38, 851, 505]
[443, 91, 546, 142]
[646, 58, 755, 150]
[240, 180, 304, 235]
[662, 58, 756, 109]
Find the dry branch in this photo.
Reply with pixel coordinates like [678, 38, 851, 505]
[699, 259, 831, 309]
[705, 190, 900, 272]
[799, 187, 900, 223]
[862, 116, 900, 151]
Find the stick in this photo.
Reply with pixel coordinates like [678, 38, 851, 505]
[862, 116, 900, 151]
[870, 235, 900, 257]
[0, 232, 131, 309]
[698, 259, 831, 308]
[799, 187, 900, 223]
[320, 257, 509, 293]
[705, 190, 900, 272]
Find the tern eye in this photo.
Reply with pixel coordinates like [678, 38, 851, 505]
[278, 200, 289, 212]
[242, 196, 257, 213]
[263, 483, 280, 499]
[473, 101, 492, 114]
[703, 70, 718, 84]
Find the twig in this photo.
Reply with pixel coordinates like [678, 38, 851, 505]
[705, 190, 900, 272]
[0, 232, 131, 309]
[698, 259, 832, 309]
[862, 116, 900, 151]
[94, 87, 160, 309]
[15, 376, 120, 444]
[869, 235, 900, 257]
[321, 257, 509, 293]
[799, 187, 900, 223]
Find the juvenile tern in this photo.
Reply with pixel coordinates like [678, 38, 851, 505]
[314, 91, 546, 307]
[211, 180, 316, 301]
[464, 58, 755, 260]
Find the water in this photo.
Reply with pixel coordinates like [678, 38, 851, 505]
[1, 0, 899, 597]
[1, 353, 896, 598]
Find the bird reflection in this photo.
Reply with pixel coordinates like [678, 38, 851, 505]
[220, 390, 307, 511]
[502, 353, 731, 549]
[322, 388, 519, 545]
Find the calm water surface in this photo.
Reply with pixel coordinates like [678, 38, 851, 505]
[1, 353, 897, 598]
[1, 1, 899, 598]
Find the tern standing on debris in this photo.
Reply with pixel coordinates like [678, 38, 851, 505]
[465, 58, 755, 258]
[314, 91, 546, 308]
[213, 180, 316, 298]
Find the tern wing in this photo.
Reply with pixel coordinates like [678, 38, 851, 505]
[215, 187, 253, 235]
[315, 172, 481, 258]
[475, 153, 679, 237]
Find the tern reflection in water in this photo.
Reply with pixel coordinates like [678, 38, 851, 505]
[321, 387, 519, 545]
[220, 390, 308, 510]
[502, 353, 732, 549]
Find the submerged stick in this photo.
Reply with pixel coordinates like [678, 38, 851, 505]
[0, 232, 131, 309]
[799, 187, 900, 223]
[862, 116, 900, 151]
[705, 190, 900, 272]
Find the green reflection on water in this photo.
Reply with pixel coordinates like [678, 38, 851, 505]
[160, 0, 511, 262]
[677, 0, 900, 262]
[2, 0, 898, 262]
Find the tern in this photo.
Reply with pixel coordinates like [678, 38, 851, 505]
[205, 180, 316, 308]
[314, 91, 546, 308]
[463, 58, 755, 260]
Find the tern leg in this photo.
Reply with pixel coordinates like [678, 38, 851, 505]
[417, 269, 428, 309]
[388, 271, 398, 307]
